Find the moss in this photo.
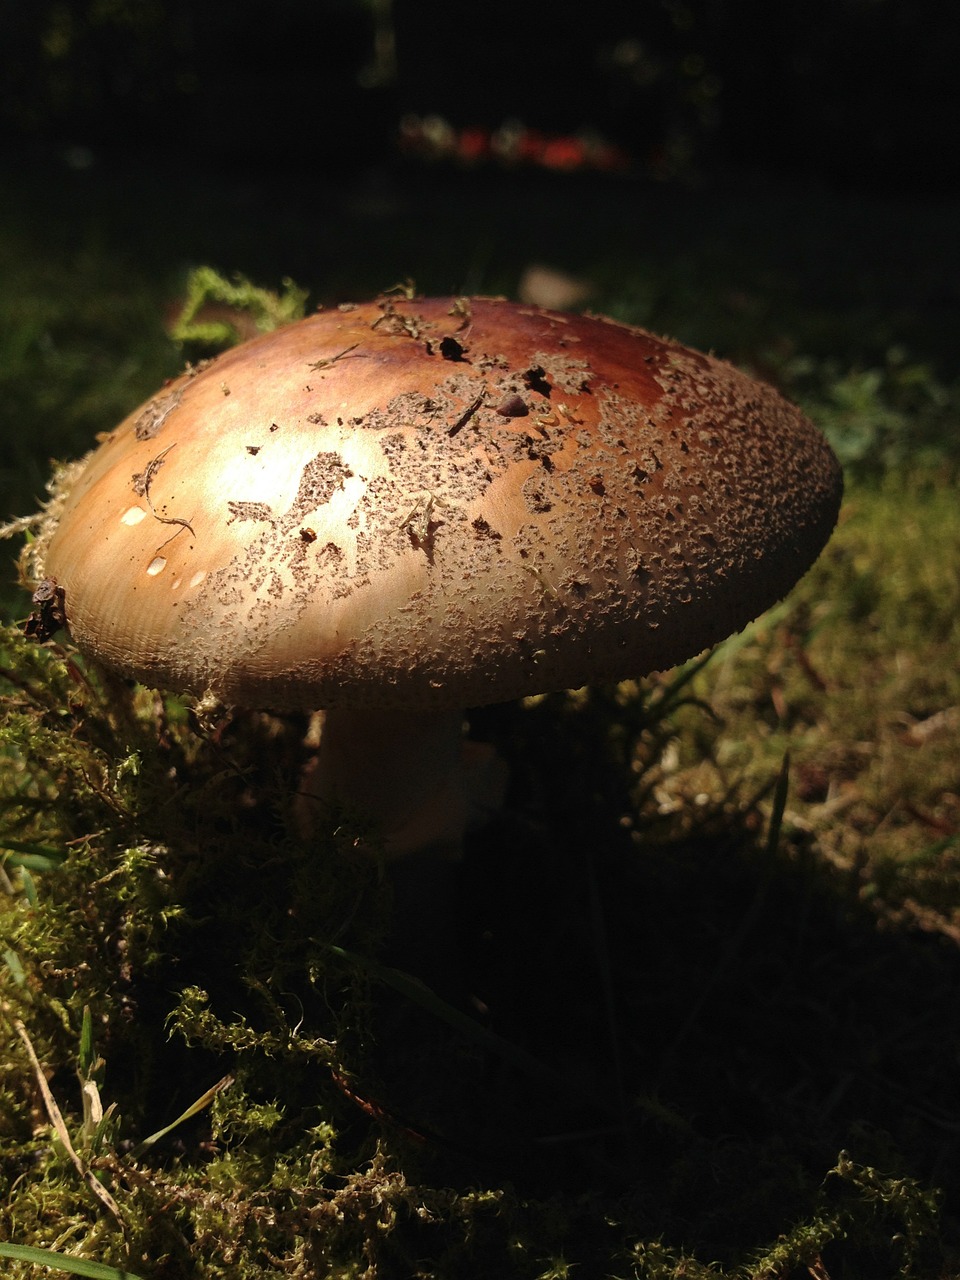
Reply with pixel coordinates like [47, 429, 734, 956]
[0, 620, 395, 1276]
[3, 579, 959, 1276]
[673, 473, 960, 937]
[168, 266, 309, 358]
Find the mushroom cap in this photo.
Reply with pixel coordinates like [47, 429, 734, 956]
[38, 296, 842, 710]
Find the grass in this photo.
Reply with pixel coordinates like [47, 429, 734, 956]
[2, 151, 960, 1278]
[684, 475, 960, 901]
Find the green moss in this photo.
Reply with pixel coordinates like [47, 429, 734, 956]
[168, 266, 309, 358]
[670, 474, 960, 939]
[3, 547, 959, 1276]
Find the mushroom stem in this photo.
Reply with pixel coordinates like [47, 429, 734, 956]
[301, 707, 507, 860]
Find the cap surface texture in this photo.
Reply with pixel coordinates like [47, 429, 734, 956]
[38, 297, 843, 709]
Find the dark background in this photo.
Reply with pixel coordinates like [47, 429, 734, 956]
[3, 0, 958, 194]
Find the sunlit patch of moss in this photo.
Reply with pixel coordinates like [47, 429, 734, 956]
[653, 473, 960, 943]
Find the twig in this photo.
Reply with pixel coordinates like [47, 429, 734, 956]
[447, 393, 485, 438]
[131, 444, 195, 546]
[308, 343, 361, 370]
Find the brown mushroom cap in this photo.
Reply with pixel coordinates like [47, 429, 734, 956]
[37, 297, 842, 710]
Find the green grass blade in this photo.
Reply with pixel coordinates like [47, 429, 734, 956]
[0, 1243, 144, 1280]
[19, 866, 38, 906]
[764, 751, 791, 859]
[1, 839, 68, 871]
[79, 1005, 95, 1078]
[3, 947, 27, 986]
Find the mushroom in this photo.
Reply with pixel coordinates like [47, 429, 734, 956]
[24, 296, 842, 862]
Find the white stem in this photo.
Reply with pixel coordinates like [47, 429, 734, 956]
[299, 707, 506, 860]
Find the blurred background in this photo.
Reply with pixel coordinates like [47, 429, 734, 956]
[4, 0, 959, 192]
